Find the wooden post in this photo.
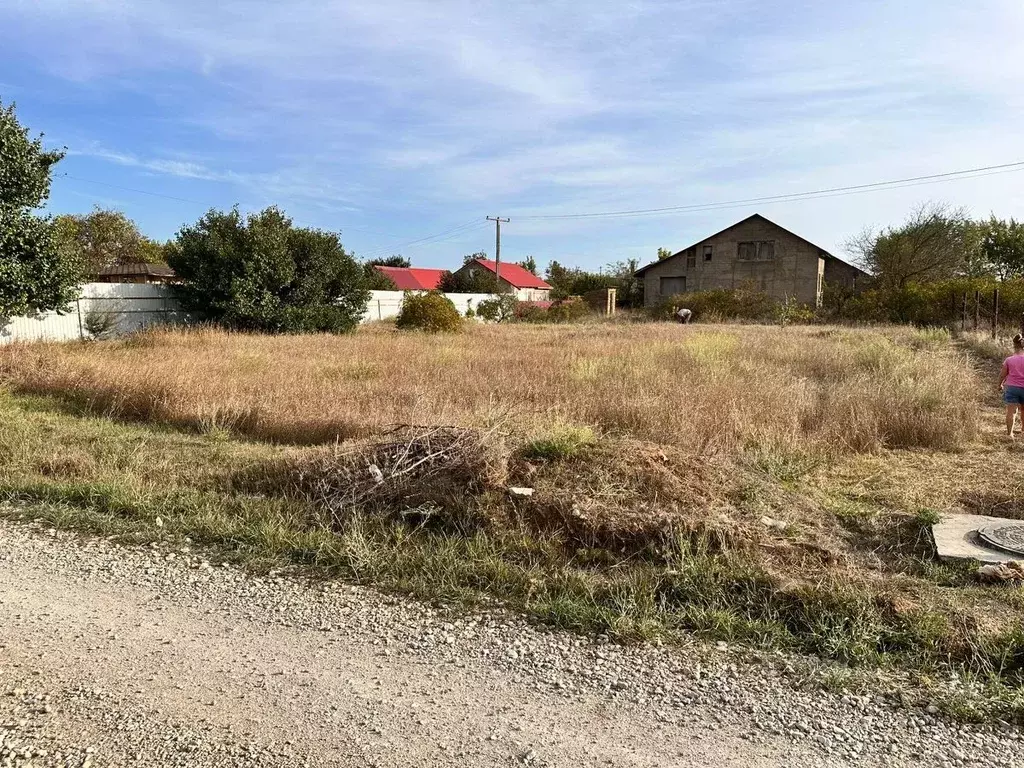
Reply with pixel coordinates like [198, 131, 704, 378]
[974, 290, 980, 331]
[76, 298, 84, 340]
[961, 293, 968, 331]
[993, 289, 999, 339]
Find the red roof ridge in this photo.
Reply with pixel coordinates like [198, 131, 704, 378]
[374, 265, 446, 291]
[470, 258, 552, 290]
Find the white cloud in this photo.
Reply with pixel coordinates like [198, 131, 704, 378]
[4, 0, 1024, 266]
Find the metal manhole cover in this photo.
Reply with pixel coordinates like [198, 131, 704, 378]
[977, 524, 1024, 556]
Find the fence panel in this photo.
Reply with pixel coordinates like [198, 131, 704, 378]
[2, 286, 502, 343]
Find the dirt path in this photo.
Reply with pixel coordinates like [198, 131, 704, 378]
[0, 517, 1019, 767]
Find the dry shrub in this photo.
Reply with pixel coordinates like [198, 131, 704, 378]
[254, 426, 510, 530]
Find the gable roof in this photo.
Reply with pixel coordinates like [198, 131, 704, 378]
[634, 214, 869, 276]
[375, 266, 445, 291]
[469, 259, 552, 290]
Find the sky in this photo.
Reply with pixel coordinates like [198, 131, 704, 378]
[2, 0, 1023, 273]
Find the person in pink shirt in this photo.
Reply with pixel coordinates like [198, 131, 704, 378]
[998, 334, 1024, 438]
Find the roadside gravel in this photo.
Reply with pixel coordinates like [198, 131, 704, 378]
[0, 516, 1021, 767]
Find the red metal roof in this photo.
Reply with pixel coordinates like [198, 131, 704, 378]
[376, 266, 445, 291]
[471, 259, 552, 290]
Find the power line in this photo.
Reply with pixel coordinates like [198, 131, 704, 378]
[358, 219, 487, 259]
[516, 160, 1024, 221]
[57, 172, 421, 240]
[59, 173, 210, 205]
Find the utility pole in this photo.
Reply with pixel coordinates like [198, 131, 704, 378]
[486, 216, 510, 292]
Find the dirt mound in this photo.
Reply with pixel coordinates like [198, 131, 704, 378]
[515, 441, 741, 550]
[247, 428, 853, 572]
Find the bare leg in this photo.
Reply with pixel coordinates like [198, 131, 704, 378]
[1007, 404, 1017, 437]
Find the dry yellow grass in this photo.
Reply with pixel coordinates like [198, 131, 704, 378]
[0, 323, 979, 457]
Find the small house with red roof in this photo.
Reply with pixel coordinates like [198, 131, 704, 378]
[453, 258, 552, 302]
[374, 266, 446, 291]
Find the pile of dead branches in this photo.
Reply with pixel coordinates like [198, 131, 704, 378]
[268, 425, 510, 528]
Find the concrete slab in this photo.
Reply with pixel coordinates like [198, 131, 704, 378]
[933, 513, 1024, 563]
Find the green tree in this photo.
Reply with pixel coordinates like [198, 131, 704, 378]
[138, 238, 173, 265]
[845, 202, 975, 289]
[360, 255, 408, 289]
[439, 267, 497, 293]
[0, 100, 81, 320]
[982, 216, 1024, 280]
[52, 207, 167, 275]
[168, 206, 369, 333]
[545, 260, 575, 298]
[519, 255, 538, 275]
[657, 247, 673, 261]
[606, 258, 643, 307]
[544, 259, 616, 299]
[367, 255, 410, 268]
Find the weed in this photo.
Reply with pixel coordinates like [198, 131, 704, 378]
[522, 426, 596, 461]
[914, 508, 942, 527]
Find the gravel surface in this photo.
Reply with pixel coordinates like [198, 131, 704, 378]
[0, 517, 1021, 767]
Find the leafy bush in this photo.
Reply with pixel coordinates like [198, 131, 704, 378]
[168, 206, 369, 334]
[82, 306, 122, 340]
[395, 291, 463, 333]
[650, 282, 781, 323]
[476, 294, 518, 323]
[820, 277, 1024, 328]
[547, 297, 590, 323]
[774, 296, 816, 327]
[513, 302, 548, 322]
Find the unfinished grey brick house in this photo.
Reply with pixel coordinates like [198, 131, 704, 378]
[636, 214, 868, 307]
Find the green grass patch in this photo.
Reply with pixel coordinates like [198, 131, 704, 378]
[521, 425, 596, 461]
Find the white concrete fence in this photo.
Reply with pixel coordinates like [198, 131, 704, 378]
[0, 283, 181, 344]
[0, 285, 500, 344]
[362, 291, 495, 323]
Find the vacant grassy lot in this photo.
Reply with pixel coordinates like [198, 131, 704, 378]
[1, 322, 1022, 720]
[0, 323, 978, 452]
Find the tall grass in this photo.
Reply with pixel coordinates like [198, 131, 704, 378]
[0, 324, 979, 455]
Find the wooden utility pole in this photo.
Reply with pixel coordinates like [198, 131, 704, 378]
[486, 216, 510, 292]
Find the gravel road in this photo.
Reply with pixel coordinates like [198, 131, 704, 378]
[0, 517, 1021, 768]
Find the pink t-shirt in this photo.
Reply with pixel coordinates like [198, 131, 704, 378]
[1006, 355, 1024, 388]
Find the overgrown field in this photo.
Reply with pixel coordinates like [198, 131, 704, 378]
[1, 323, 1023, 721]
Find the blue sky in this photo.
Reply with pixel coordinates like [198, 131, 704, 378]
[2, 0, 1023, 273]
